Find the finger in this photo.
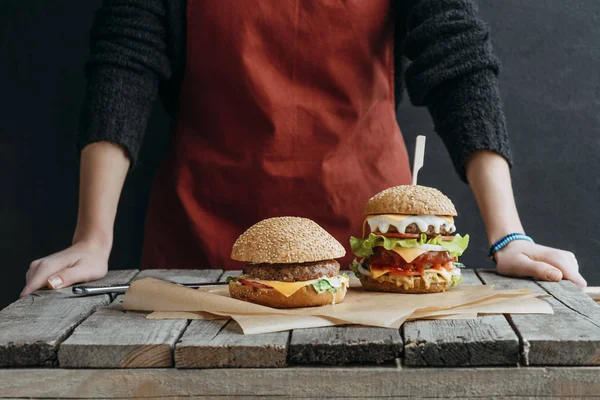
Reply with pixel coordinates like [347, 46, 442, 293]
[501, 254, 563, 282]
[48, 260, 105, 289]
[26, 259, 42, 283]
[20, 258, 74, 297]
[531, 248, 587, 288]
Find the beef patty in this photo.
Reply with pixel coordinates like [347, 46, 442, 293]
[245, 259, 340, 282]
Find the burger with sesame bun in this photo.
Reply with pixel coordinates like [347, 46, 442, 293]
[228, 217, 349, 308]
[350, 185, 469, 293]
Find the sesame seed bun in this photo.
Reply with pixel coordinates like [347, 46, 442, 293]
[357, 274, 451, 294]
[363, 185, 457, 216]
[231, 217, 346, 264]
[228, 281, 347, 308]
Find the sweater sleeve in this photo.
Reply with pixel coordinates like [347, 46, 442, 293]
[78, 0, 172, 165]
[400, 0, 512, 182]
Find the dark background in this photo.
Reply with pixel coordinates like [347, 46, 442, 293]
[1, 1, 599, 310]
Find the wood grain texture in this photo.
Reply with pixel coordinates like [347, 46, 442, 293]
[287, 269, 401, 365]
[403, 269, 519, 367]
[403, 316, 519, 367]
[58, 269, 224, 368]
[175, 320, 288, 368]
[477, 269, 600, 366]
[0, 270, 137, 367]
[94, 269, 140, 285]
[460, 268, 483, 285]
[58, 296, 188, 368]
[537, 280, 600, 322]
[174, 270, 288, 368]
[134, 269, 223, 284]
[289, 325, 402, 365]
[2, 367, 600, 398]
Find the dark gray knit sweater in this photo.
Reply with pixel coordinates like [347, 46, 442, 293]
[80, 0, 511, 182]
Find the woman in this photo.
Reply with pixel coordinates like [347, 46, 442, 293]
[21, 0, 586, 296]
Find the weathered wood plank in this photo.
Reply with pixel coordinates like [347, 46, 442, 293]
[403, 317, 520, 367]
[402, 269, 520, 367]
[476, 269, 547, 294]
[95, 269, 140, 285]
[175, 320, 288, 368]
[0, 270, 137, 367]
[537, 280, 600, 321]
[288, 269, 403, 365]
[460, 268, 483, 285]
[134, 269, 223, 284]
[477, 269, 600, 366]
[289, 326, 402, 365]
[175, 269, 289, 368]
[58, 296, 188, 368]
[58, 269, 223, 368]
[2, 367, 600, 398]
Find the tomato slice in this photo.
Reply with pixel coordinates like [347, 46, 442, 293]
[372, 262, 455, 277]
[432, 262, 455, 272]
[238, 278, 272, 288]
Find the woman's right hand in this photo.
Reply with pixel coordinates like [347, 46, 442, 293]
[20, 240, 110, 297]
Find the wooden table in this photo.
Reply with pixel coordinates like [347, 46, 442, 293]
[1, 269, 599, 399]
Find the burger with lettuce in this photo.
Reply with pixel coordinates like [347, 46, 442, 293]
[228, 217, 349, 308]
[350, 185, 468, 293]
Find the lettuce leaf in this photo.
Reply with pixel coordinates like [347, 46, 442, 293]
[230, 275, 348, 294]
[350, 233, 469, 258]
[451, 274, 463, 286]
[311, 276, 346, 294]
[428, 234, 470, 258]
[349, 259, 363, 276]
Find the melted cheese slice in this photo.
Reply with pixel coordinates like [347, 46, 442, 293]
[370, 268, 392, 279]
[389, 246, 431, 263]
[242, 277, 349, 297]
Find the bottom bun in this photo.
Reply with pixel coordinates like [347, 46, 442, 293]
[229, 281, 347, 308]
[358, 274, 451, 294]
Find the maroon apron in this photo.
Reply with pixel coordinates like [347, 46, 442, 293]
[141, 0, 411, 270]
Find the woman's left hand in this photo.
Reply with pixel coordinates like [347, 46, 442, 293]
[494, 240, 587, 288]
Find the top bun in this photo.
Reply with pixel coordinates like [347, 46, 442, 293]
[363, 185, 457, 216]
[231, 217, 346, 264]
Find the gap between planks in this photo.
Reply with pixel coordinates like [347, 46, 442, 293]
[476, 269, 600, 366]
[174, 270, 289, 368]
[0, 269, 139, 367]
[59, 269, 223, 368]
[401, 269, 520, 367]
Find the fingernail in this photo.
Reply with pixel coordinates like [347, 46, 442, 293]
[546, 270, 562, 282]
[48, 276, 63, 289]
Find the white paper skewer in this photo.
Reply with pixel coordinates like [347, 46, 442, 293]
[411, 135, 426, 185]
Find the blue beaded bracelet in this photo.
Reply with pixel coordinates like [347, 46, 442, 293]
[488, 233, 534, 262]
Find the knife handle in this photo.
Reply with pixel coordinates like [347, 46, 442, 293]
[72, 284, 129, 295]
[72, 281, 227, 295]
